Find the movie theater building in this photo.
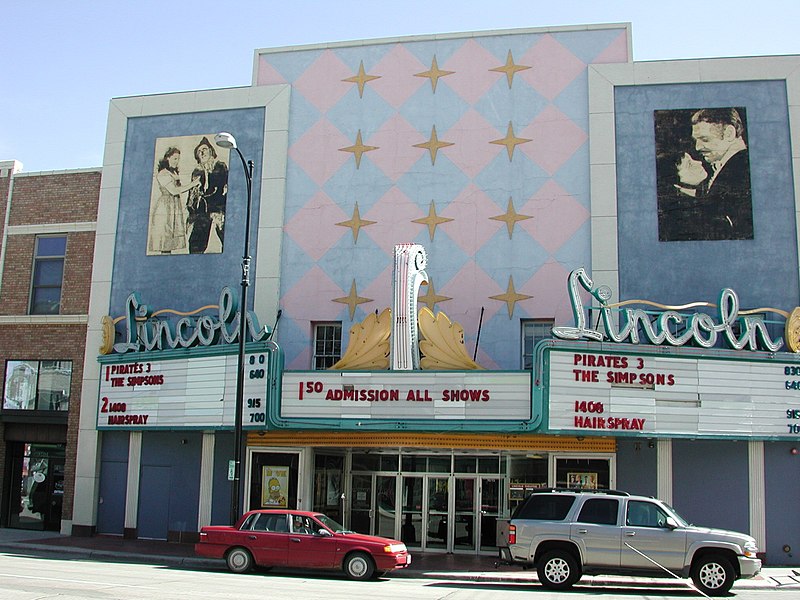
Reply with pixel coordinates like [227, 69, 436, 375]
[71, 23, 800, 563]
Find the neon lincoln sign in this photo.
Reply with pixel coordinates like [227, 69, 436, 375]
[552, 268, 786, 352]
[109, 287, 270, 354]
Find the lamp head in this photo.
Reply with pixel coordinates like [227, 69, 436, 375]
[214, 132, 237, 149]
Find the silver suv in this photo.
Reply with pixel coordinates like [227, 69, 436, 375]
[497, 489, 761, 595]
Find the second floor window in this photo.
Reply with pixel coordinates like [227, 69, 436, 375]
[3, 360, 72, 411]
[313, 323, 342, 370]
[30, 235, 66, 315]
[521, 319, 554, 369]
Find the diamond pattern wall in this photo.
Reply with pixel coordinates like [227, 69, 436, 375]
[255, 27, 629, 369]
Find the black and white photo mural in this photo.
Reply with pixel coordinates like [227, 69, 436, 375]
[654, 107, 753, 242]
[147, 134, 229, 255]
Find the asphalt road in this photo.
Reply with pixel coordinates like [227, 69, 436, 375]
[0, 552, 791, 600]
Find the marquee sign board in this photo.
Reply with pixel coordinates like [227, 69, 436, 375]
[543, 341, 800, 439]
[280, 371, 532, 422]
[97, 347, 274, 429]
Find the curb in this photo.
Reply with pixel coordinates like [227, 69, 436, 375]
[0, 542, 793, 590]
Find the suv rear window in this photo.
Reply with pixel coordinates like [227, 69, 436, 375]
[514, 494, 576, 520]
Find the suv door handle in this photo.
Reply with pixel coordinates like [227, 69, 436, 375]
[577, 528, 587, 534]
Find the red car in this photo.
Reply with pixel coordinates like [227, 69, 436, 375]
[195, 510, 411, 580]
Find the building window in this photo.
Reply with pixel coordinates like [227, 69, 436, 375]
[313, 323, 342, 370]
[3, 360, 71, 411]
[30, 235, 67, 315]
[521, 319, 554, 369]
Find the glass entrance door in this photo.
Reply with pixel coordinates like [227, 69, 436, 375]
[425, 476, 449, 550]
[453, 478, 476, 552]
[350, 474, 372, 534]
[479, 477, 501, 552]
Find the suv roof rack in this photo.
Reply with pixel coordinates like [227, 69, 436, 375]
[530, 488, 630, 497]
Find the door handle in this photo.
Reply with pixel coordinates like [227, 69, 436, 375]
[248, 535, 257, 540]
[577, 529, 587, 534]
[625, 531, 636, 536]
[290, 537, 301, 543]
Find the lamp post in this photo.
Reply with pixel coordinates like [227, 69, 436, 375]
[214, 132, 253, 525]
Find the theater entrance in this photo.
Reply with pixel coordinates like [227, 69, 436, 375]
[348, 452, 504, 555]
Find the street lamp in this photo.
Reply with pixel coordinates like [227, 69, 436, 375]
[214, 131, 254, 525]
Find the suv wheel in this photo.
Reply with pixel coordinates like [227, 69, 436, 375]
[691, 554, 735, 596]
[537, 550, 581, 590]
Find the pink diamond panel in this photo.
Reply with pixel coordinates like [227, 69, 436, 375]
[439, 40, 504, 105]
[518, 180, 588, 254]
[362, 187, 426, 255]
[440, 260, 506, 325]
[440, 184, 505, 256]
[369, 44, 428, 109]
[281, 265, 348, 321]
[444, 110, 505, 179]
[288, 119, 353, 186]
[518, 34, 586, 101]
[520, 105, 587, 175]
[368, 113, 429, 182]
[283, 191, 349, 262]
[292, 50, 354, 113]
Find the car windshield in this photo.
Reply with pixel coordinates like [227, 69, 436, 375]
[315, 513, 354, 534]
[661, 503, 690, 527]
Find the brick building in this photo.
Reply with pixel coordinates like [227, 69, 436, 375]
[0, 160, 100, 532]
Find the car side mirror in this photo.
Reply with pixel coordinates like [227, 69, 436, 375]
[316, 529, 333, 537]
[664, 517, 678, 530]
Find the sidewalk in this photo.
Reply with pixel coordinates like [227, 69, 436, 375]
[0, 527, 799, 591]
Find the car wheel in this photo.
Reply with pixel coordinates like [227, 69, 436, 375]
[537, 550, 581, 590]
[343, 552, 375, 580]
[225, 547, 254, 574]
[692, 554, 735, 596]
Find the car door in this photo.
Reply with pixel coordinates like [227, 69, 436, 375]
[287, 513, 338, 569]
[620, 500, 687, 572]
[245, 513, 289, 567]
[570, 498, 621, 567]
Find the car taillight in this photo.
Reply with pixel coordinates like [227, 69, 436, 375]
[508, 524, 516, 545]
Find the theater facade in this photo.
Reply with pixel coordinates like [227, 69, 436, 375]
[68, 23, 800, 564]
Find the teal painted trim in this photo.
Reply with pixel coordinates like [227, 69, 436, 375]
[97, 341, 275, 363]
[266, 369, 540, 433]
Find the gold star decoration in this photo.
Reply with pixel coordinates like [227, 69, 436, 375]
[412, 201, 454, 241]
[339, 130, 378, 168]
[490, 197, 532, 238]
[336, 202, 376, 243]
[490, 275, 533, 318]
[333, 279, 373, 320]
[490, 121, 532, 161]
[489, 50, 531, 88]
[413, 125, 454, 165]
[414, 55, 454, 92]
[342, 60, 381, 98]
[417, 277, 452, 311]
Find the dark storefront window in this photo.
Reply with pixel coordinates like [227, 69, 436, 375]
[3, 360, 71, 411]
[6, 443, 65, 530]
[248, 452, 299, 512]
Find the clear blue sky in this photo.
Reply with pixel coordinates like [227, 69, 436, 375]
[2, 1, 797, 172]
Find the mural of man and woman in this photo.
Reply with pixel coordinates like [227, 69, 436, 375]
[655, 107, 753, 242]
[147, 134, 229, 255]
